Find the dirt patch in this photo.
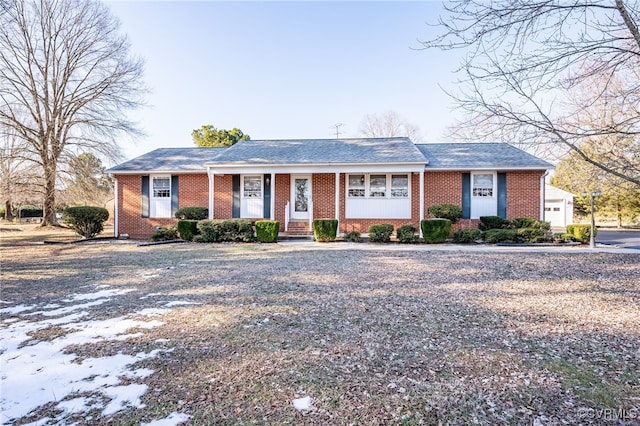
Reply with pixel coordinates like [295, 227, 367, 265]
[1, 241, 639, 425]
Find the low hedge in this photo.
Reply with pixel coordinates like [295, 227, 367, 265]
[368, 224, 394, 243]
[484, 228, 517, 243]
[61, 206, 109, 238]
[396, 224, 419, 243]
[421, 219, 451, 243]
[152, 225, 178, 241]
[479, 216, 512, 231]
[195, 219, 255, 243]
[256, 220, 279, 243]
[19, 206, 43, 218]
[566, 224, 597, 244]
[177, 220, 199, 241]
[452, 228, 483, 243]
[344, 230, 362, 243]
[514, 227, 550, 243]
[427, 204, 463, 224]
[313, 219, 338, 242]
[175, 206, 208, 220]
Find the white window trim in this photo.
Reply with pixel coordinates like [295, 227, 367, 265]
[471, 172, 496, 198]
[150, 174, 172, 218]
[242, 175, 263, 199]
[347, 173, 410, 199]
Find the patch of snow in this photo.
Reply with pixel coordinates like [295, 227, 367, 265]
[292, 396, 313, 411]
[163, 301, 201, 307]
[0, 288, 174, 425]
[140, 412, 191, 426]
[139, 293, 164, 300]
[0, 304, 35, 315]
[29, 299, 110, 316]
[65, 288, 134, 302]
[135, 308, 169, 317]
[155, 338, 171, 343]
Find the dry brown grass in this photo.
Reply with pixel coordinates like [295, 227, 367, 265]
[1, 232, 639, 425]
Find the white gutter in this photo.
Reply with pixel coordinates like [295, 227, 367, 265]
[208, 171, 215, 219]
[540, 170, 549, 220]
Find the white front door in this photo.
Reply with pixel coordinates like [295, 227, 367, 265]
[241, 175, 264, 218]
[470, 172, 497, 218]
[291, 175, 311, 220]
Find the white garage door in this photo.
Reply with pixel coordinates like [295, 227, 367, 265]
[545, 199, 565, 227]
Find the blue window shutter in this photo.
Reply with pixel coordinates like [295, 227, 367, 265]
[141, 176, 149, 218]
[497, 173, 507, 219]
[232, 175, 240, 218]
[171, 176, 179, 216]
[462, 173, 470, 219]
[263, 174, 271, 219]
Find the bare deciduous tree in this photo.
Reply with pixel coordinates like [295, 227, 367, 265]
[358, 111, 423, 142]
[0, 0, 145, 225]
[0, 131, 41, 220]
[423, 0, 640, 187]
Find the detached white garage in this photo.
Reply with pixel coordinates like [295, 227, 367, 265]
[544, 184, 574, 228]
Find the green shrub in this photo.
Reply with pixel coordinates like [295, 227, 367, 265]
[195, 219, 255, 243]
[566, 224, 597, 244]
[256, 220, 279, 243]
[368, 224, 394, 243]
[427, 204, 463, 224]
[61, 206, 109, 238]
[344, 230, 362, 243]
[479, 216, 512, 231]
[555, 233, 577, 243]
[396, 224, 419, 243]
[484, 229, 517, 243]
[19, 206, 43, 218]
[151, 225, 179, 242]
[177, 220, 199, 241]
[513, 217, 551, 231]
[452, 228, 483, 243]
[174, 206, 208, 220]
[421, 219, 451, 243]
[313, 219, 338, 242]
[514, 227, 551, 243]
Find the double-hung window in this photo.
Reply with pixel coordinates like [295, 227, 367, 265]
[347, 173, 409, 198]
[153, 177, 171, 198]
[472, 174, 494, 197]
[243, 175, 262, 198]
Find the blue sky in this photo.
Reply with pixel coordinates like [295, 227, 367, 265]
[107, 1, 463, 161]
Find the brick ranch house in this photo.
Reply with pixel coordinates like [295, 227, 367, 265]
[108, 137, 552, 239]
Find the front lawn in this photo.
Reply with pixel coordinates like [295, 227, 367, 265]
[1, 240, 638, 425]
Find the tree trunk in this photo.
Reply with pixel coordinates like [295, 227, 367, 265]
[4, 200, 13, 221]
[41, 163, 58, 226]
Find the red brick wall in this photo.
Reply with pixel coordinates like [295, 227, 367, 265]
[312, 174, 336, 220]
[274, 174, 290, 231]
[213, 175, 233, 219]
[116, 173, 209, 239]
[506, 171, 545, 220]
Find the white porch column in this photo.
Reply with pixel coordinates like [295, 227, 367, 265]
[208, 171, 215, 219]
[335, 172, 340, 235]
[419, 170, 425, 237]
[540, 171, 548, 221]
[270, 172, 275, 219]
[113, 178, 119, 238]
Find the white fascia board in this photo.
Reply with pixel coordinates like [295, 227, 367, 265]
[425, 166, 552, 172]
[208, 163, 425, 174]
[109, 169, 207, 175]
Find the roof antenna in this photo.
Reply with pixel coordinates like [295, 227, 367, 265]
[332, 123, 343, 139]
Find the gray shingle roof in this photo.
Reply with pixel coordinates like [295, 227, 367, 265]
[108, 147, 227, 173]
[416, 143, 552, 170]
[108, 140, 552, 173]
[208, 137, 426, 165]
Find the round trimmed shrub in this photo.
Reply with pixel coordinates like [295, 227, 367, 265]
[479, 216, 512, 231]
[396, 224, 419, 243]
[177, 220, 199, 241]
[368, 224, 394, 243]
[61, 206, 109, 238]
[256, 220, 279, 243]
[421, 218, 451, 243]
[452, 228, 483, 243]
[174, 206, 208, 220]
[566, 224, 597, 244]
[151, 225, 178, 242]
[484, 228, 517, 243]
[313, 219, 338, 242]
[427, 204, 463, 224]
